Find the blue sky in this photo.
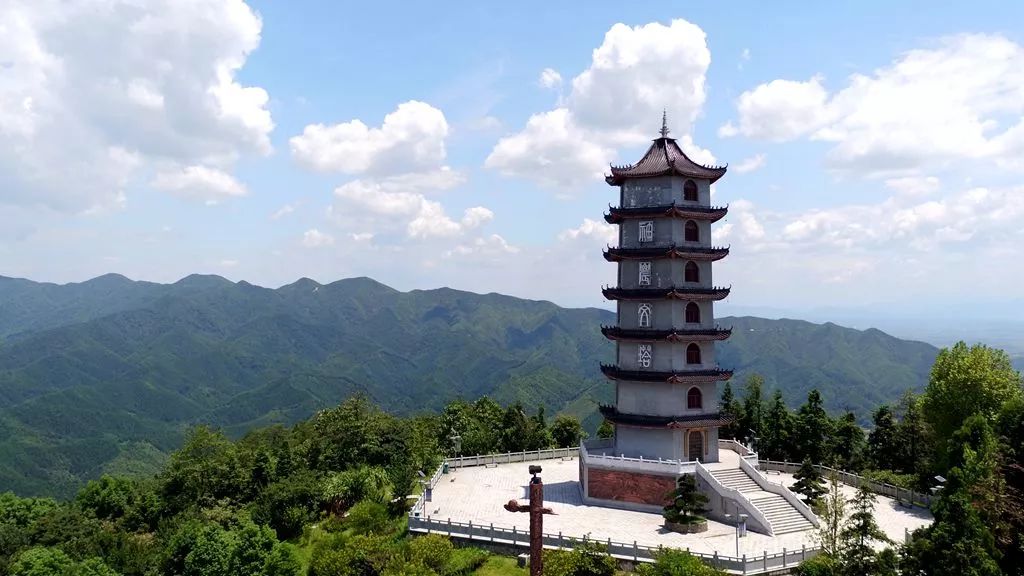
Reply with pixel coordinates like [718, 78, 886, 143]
[3, 0, 1024, 319]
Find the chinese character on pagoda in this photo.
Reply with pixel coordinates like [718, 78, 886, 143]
[579, 113, 735, 510]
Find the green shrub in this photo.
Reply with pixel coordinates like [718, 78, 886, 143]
[635, 548, 724, 576]
[792, 554, 839, 576]
[345, 500, 390, 536]
[407, 534, 453, 572]
[543, 541, 616, 576]
[442, 547, 489, 576]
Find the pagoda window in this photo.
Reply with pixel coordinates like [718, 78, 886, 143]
[684, 180, 698, 202]
[687, 387, 703, 410]
[685, 302, 701, 324]
[639, 220, 654, 243]
[637, 344, 653, 368]
[638, 303, 652, 328]
[685, 220, 699, 242]
[638, 261, 652, 286]
[686, 343, 702, 365]
[684, 261, 699, 283]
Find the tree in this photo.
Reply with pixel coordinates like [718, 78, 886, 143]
[831, 412, 865, 471]
[345, 500, 391, 536]
[662, 474, 708, 525]
[760, 390, 794, 460]
[596, 420, 614, 440]
[161, 426, 243, 512]
[551, 415, 587, 448]
[867, 405, 899, 471]
[818, 474, 846, 557]
[525, 405, 553, 450]
[8, 547, 75, 576]
[543, 541, 616, 576]
[739, 375, 766, 446]
[499, 403, 530, 453]
[894, 391, 931, 482]
[839, 485, 891, 575]
[719, 382, 741, 440]
[901, 480, 1001, 576]
[795, 390, 833, 464]
[262, 543, 301, 576]
[792, 459, 826, 510]
[922, 341, 1023, 469]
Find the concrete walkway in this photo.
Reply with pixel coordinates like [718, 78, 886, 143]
[425, 457, 932, 557]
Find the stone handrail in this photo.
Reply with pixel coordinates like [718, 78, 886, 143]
[408, 514, 822, 574]
[718, 438, 753, 456]
[739, 456, 820, 527]
[581, 441, 697, 475]
[695, 460, 774, 537]
[759, 460, 933, 508]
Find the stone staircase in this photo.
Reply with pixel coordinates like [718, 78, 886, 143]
[709, 467, 815, 535]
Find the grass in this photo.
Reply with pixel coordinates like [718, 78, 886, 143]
[472, 555, 527, 576]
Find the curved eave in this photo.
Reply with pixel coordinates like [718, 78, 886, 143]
[604, 167, 727, 186]
[603, 246, 729, 262]
[600, 364, 734, 383]
[604, 204, 729, 224]
[600, 326, 732, 342]
[602, 286, 731, 302]
[598, 405, 734, 429]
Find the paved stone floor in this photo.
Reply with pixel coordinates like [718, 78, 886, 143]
[424, 457, 933, 557]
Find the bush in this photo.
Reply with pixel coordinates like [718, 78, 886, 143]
[635, 548, 725, 576]
[861, 469, 916, 490]
[791, 554, 839, 576]
[345, 500, 390, 536]
[407, 534, 453, 573]
[442, 548, 489, 576]
[543, 541, 616, 576]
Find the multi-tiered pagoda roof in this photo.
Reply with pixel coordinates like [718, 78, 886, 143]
[603, 245, 729, 262]
[605, 134, 727, 185]
[599, 364, 733, 384]
[601, 286, 731, 301]
[598, 405, 733, 429]
[604, 204, 729, 224]
[600, 326, 732, 342]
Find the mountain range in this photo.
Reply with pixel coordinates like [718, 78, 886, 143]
[0, 274, 940, 497]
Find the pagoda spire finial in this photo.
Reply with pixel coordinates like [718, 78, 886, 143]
[660, 109, 670, 138]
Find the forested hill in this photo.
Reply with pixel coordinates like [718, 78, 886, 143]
[0, 274, 938, 497]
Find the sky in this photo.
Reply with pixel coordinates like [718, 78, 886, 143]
[3, 0, 1024, 319]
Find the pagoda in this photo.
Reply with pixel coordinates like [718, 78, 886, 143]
[580, 115, 735, 510]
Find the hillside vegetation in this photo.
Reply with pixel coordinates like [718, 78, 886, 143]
[0, 274, 937, 497]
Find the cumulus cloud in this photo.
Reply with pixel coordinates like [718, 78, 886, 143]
[151, 165, 248, 203]
[558, 218, 617, 245]
[302, 229, 335, 248]
[289, 100, 449, 176]
[487, 19, 713, 188]
[0, 0, 272, 212]
[721, 34, 1024, 175]
[538, 68, 562, 89]
[732, 154, 766, 174]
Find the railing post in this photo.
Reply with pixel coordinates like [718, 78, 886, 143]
[713, 551, 718, 568]
[559, 531, 563, 549]
[783, 548, 787, 567]
[633, 540, 638, 562]
[802, 544, 806, 561]
[742, 554, 747, 574]
[468, 520, 472, 539]
[512, 526, 517, 547]
[490, 523, 494, 543]
[447, 518, 451, 536]
[763, 551, 767, 571]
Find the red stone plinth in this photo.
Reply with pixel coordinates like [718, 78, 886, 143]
[586, 467, 676, 506]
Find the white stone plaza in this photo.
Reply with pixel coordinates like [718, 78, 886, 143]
[423, 456, 932, 558]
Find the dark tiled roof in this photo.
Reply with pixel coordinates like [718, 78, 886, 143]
[602, 286, 731, 302]
[606, 137, 727, 185]
[600, 364, 734, 383]
[599, 405, 734, 429]
[604, 204, 728, 224]
[603, 245, 729, 262]
[600, 326, 732, 342]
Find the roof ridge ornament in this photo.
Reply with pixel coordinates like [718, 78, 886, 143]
[660, 109, 670, 138]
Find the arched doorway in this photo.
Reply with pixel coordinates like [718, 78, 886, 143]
[688, 430, 704, 461]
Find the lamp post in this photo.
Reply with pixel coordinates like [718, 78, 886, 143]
[724, 511, 748, 556]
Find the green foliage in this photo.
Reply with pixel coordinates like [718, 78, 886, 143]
[838, 485, 891, 575]
[550, 415, 586, 448]
[9, 547, 75, 576]
[859, 469, 916, 490]
[322, 466, 393, 513]
[542, 541, 616, 576]
[791, 459, 826, 509]
[795, 390, 833, 465]
[791, 554, 839, 576]
[442, 547, 489, 576]
[760, 389, 794, 460]
[718, 382, 740, 440]
[345, 500, 391, 536]
[252, 471, 321, 540]
[662, 474, 708, 524]
[262, 543, 302, 576]
[407, 534, 453, 572]
[922, 341, 1023, 469]
[595, 420, 614, 440]
[0, 274, 941, 497]
[818, 474, 846, 557]
[160, 426, 243, 513]
[739, 374, 765, 442]
[635, 548, 725, 576]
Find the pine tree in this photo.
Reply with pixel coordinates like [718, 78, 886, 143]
[719, 382, 740, 440]
[662, 474, 708, 525]
[839, 484, 891, 575]
[818, 473, 846, 557]
[796, 389, 833, 464]
[867, 404, 899, 471]
[831, 412, 865, 471]
[792, 459, 826, 510]
[760, 389, 793, 460]
[739, 374, 766, 448]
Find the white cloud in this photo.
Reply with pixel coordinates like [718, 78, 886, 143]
[538, 68, 562, 89]
[722, 34, 1024, 175]
[151, 165, 247, 203]
[302, 229, 335, 248]
[289, 100, 449, 176]
[732, 153, 766, 174]
[219, 259, 239, 268]
[487, 19, 713, 189]
[460, 206, 494, 229]
[0, 0, 272, 212]
[558, 218, 617, 245]
[444, 234, 519, 258]
[271, 204, 295, 219]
